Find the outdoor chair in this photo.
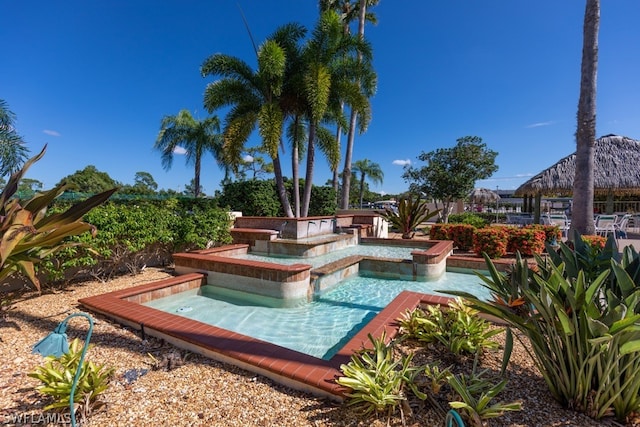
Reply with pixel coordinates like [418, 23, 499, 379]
[613, 214, 631, 239]
[594, 214, 617, 237]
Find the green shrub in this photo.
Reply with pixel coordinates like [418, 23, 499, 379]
[305, 185, 337, 216]
[219, 179, 282, 216]
[473, 227, 509, 259]
[28, 339, 114, 422]
[448, 212, 488, 228]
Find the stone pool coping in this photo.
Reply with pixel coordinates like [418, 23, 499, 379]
[78, 273, 454, 401]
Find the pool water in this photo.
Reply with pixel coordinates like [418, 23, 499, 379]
[144, 270, 489, 360]
[232, 244, 423, 269]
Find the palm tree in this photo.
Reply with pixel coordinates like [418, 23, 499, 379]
[319, 1, 378, 201]
[352, 158, 383, 208]
[299, 10, 373, 217]
[0, 99, 30, 176]
[154, 110, 223, 198]
[571, 0, 599, 236]
[202, 24, 307, 217]
[334, 0, 379, 210]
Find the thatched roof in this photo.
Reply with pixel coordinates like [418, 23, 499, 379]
[469, 187, 500, 202]
[514, 135, 640, 196]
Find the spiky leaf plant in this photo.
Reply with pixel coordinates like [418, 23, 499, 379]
[0, 146, 116, 291]
[377, 195, 439, 239]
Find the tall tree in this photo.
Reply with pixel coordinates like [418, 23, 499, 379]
[352, 158, 383, 208]
[571, 0, 600, 236]
[56, 165, 119, 194]
[154, 110, 223, 198]
[338, 0, 379, 210]
[0, 99, 30, 176]
[402, 136, 498, 223]
[299, 10, 372, 217]
[201, 25, 307, 217]
[319, 1, 378, 203]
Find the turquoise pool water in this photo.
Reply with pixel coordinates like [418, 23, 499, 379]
[144, 270, 489, 360]
[232, 244, 424, 269]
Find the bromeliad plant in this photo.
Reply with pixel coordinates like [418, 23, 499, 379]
[336, 332, 426, 422]
[398, 299, 501, 356]
[448, 231, 640, 422]
[377, 195, 439, 239]
[0, 146, 116, 292]
[28, 339, 114, 421]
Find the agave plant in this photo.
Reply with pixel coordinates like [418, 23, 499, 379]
[377, 195, 439, 239]
[0, 146, 116, 292]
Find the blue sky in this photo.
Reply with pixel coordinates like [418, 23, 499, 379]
[3, 1, 640, 196]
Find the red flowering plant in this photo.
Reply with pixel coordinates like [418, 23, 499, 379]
[507, 228, 546, 256]
[448, 224, 476, 251]
[582, 235, 606, 250]
[473, 227, 509, 259]
[429, 223, 453, 240]
[524, 224, 562, 244]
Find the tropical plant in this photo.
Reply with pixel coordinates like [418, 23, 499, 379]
[377, 195, 439, 239]
[447, 358, 522, 427]
[398, 300, 501, 356]
[336, 331, 425, 422]
[524, 223, 561, 244]
[472, 227, 509, 259]
[28, 339, 114, 422]
[154, 110, 223, 198]
[571, 0, 599, 235]
[0, 99, 30, 176]
[352, 159, 383, 209]
[448, 235, 640, 422]
[0, 147, 116, 292]
[402, 136, 498, 223]
[428, 223, 453, 240]
[201, 26, 300, 217]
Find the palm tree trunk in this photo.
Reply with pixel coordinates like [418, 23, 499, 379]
[359, 172, 365, 208]
[301, 123, 317, 217]
[194, 153, 201, 198]
[292, 117, 301, 218]
[571, 0, 599, 236]
[273, 153, 294, 218]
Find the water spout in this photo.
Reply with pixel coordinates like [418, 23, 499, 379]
[306, 221, 317, 238]
[319, 219, 328, 232]
[279, 221, 288, 239]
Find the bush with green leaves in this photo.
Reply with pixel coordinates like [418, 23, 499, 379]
[448, 231, 640, 422]
[28, 339, 114, 423]
[398, 299, 501, 356]
[448, 212, 488, 228]
[39, 199, 232, 283]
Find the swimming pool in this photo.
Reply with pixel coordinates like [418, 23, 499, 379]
[144, 270, 488, 359]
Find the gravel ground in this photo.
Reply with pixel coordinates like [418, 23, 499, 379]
[0, 267, 632, 427]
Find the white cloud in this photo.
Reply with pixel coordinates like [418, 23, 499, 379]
[525, 121, 554, 129]
[173, 146, 187, 155]
[243, 154, 254, 163]
[392, 159, 411, 166]
[515, 173, 534, 178]
[43, 129, 61, 137]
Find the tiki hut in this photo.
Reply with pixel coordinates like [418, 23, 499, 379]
[515, 134, 640, 219]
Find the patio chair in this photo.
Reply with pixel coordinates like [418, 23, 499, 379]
[613, 214, 631, 239]
[594, 214, 617, 237]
